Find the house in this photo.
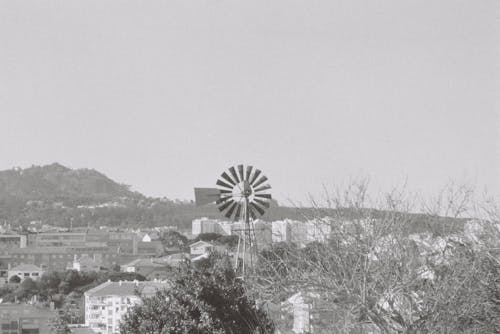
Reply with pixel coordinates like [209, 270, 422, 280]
[7, 263, 43, 282]
[189, 240, 215, 256]
[119, 258, 168, 279]
[84, 280, 167, 334]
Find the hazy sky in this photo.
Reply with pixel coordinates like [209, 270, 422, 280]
[1, 0, 499, 204]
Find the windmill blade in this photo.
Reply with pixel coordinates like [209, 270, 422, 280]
[225, 202, 238, 219]
[254, 198, 270, 208]
[220, 189, 232, 194]
[237, 165, 245, 182]
[216, 194, 233, 205]
[253, 175, 268, 188]
[229, 166, 240, 184]
[255, 193, 272, 199]
[245, 165, 253, 181]
[218, 199, 235, 212]
[250, 202, 266, 216]
[254, 184, 271, 192]
[220, 172, 236, 186]
[216, 179, 233, 190]
[250, 169, 261, 185]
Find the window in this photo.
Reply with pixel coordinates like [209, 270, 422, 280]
[24, 273, 29, 277]
[32, 272, 39, 276]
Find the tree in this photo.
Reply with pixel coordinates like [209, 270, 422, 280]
[251, 180, 500, 333]
[8, 275, 21, 283]
[49, 310, 71, 334]
[120, 256, 274, 334]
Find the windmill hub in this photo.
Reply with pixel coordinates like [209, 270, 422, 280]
[242, 181, 252, 197]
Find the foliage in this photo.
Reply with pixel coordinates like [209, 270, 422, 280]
[252, 181, 500, 333]
[8, 275, 20, 283]
[49, 309, 72, 334]
[120, 256, 274, 334]
[0, 269, 146, 308]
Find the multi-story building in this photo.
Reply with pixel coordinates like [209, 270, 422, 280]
[192, 218, 222, 236]
[0, 234, 27, 250]
[5, 246, 118, 271]
[0, 304, 56, 334]
[84, 280, 167, 334]
[34, 232, 87, 248]
[272, 219, 331, 246]
[252, 220, 272, 248]
[272, 219, 295, 243]
[108, 232, 138, 255]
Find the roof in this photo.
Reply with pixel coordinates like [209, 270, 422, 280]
[76, 256, 100, 266]
[121, 258, 165, 268]
[0, 304, 56, 318]
[9, 263, 43, 272]
[71, 328, 97, 334]
[85, 280, 168, 297]
[189, 240, 214, 248]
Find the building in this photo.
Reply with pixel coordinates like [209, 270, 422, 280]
[0, 234, 27, 249]
[72, 255, 101, 272]
[136, 241, 163, 256]
[107, 232, 138, 255]
[34, 232, 88, 248]
[84, 280, 167, 334]
[189, 240, 215, 256]
[192, 218, 223, 236]
[252, 220, 272, 248]
[5, 246, 118, 271]
[0, 304, 57, 334]
[7, 263, 43, 282]
[272, 219, 295, 243]
[119, 258, 168, 279]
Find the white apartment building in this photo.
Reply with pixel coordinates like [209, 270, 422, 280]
[272, 219, 331, 246]
[84, 280, 167, 334]
[192, 217, 221, 236]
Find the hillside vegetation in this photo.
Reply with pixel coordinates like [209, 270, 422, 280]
[0, 164, 465, 235]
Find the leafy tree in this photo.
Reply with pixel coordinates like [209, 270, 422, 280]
[160, 230, 188, 248]
[193, 233, 223, 243]
[49, 310, 71, 334]
[8, 275, 21, 283]
[120, 257, 274, 334]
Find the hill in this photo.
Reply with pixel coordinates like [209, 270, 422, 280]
[0, 163, 306, 230]
[0, 163, 139, 202]
[0, 164, 465, 235]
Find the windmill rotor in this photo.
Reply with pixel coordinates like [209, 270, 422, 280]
[215, 165, 272, 221]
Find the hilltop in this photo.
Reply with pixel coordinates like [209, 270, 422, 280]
[0, 163, 140, 202]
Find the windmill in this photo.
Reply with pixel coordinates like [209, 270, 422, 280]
[194, 164, 272, 278]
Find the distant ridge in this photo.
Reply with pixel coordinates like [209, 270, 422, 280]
[0, 163, 141, 202]
[0, 163, 465, 235]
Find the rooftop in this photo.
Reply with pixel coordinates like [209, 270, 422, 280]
[85, 280, 168, 297]
[9, 263, 43, 272]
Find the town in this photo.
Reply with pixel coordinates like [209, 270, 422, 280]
[0, 210, 497, 333]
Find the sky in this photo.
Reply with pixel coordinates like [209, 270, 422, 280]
[1, 0, 499, 204]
